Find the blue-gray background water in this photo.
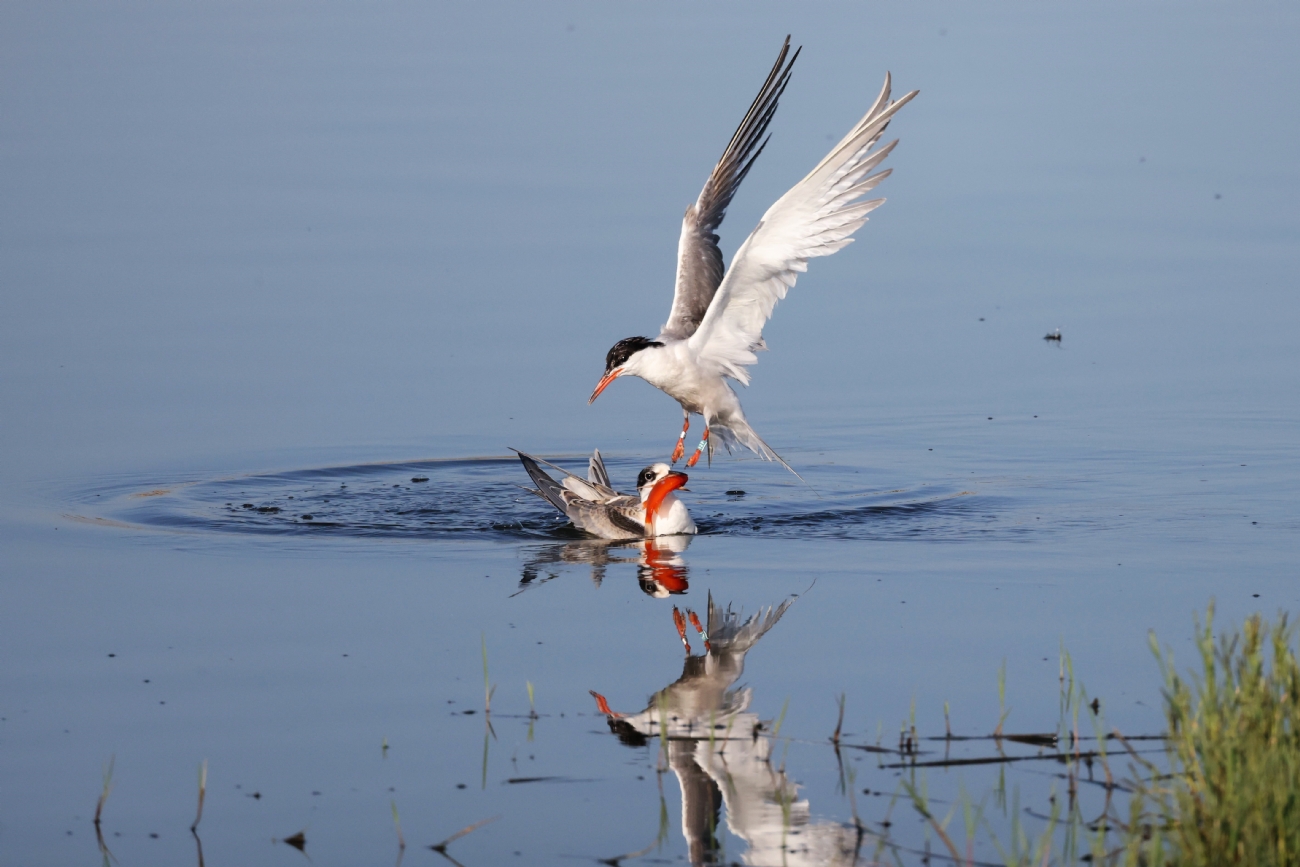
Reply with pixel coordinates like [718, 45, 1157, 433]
[2, 2, 1297, 864]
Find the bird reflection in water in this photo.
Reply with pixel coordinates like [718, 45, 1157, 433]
[590, 594, 865, 866]
[516, 536, 691, 597]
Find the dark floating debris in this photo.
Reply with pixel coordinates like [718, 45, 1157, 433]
[300, 515, 313, 520]
[256, 506, 279, 513]
[1003, 732, 1058, 748]
[725, 490, 746, 496]
[282, 830, 306, 851]
[411, 476, 429, 483]
[1044, 329, 1062, 342]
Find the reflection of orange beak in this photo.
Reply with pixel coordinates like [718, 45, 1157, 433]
[644, 470, 689, 532]
[588, 368, 622, 404]
[642, 540, 689, 594]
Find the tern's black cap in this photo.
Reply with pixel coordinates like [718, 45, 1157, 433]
[604, 336, 663, 372]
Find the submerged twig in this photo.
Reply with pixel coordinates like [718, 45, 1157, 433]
[597, 837, 658, 866]
[901, 778, 964, 865]
[429, 815, 500, 853]
[392, 800, 405, 851]
[831, 693, 846, 746]
[94, 754, 115, 827]
[190, 759, 208, 832]
[481, 633, 496, 715]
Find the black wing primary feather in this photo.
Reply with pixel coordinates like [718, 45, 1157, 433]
[661, 36, 801, 341]
[516, 451, 569, 515]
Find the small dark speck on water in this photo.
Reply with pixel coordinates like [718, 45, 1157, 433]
[149, 833, 159, 839]
[1215, 193, 1222, 199]
[1254, 593, 1260, 598]
[411, 477, 429, 483]
[725, 490, 746, 496]
[462, 709, 476, 715]
[1253, 521, 1258, 524]
[979, 317, 985, 321]
[108, 653, 115, 657]
[456, 783, 467, 789]
[301, 515, 313, 520]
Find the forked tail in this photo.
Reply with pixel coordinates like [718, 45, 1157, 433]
[712, 417, 809, 486]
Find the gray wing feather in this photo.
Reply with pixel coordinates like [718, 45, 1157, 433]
[516, 449, 645, 539]
[661, 37, 800, 341]
[516, 452, 570, 515]
[564, 498, 645, 540]
[588, 449, 612, 488]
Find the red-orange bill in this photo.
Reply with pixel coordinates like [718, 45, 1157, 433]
[588, 368, 622, 404]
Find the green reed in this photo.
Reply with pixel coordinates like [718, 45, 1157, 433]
[901, 605, 1300, 866]
[1130, 604, 1300, 866]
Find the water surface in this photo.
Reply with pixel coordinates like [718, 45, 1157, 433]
[3, 2, 1299, 864]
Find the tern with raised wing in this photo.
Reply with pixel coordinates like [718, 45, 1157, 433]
[588, 38, 917, 474]
[516, 449, 696, 540]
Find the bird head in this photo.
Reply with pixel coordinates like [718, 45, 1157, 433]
[637, 462, 689, 532]
[589, 336, 664, 403]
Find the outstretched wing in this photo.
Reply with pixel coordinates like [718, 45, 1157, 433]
[687, 74, 918, 383]
[660, 37, 800, 341]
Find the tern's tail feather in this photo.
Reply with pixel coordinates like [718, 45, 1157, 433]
[712, 417, 805, 482]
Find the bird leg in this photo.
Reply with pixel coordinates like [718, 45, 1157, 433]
[670, 412, 690, 464]
[685, 427, 710, 468]
[672, 606, 691, 655]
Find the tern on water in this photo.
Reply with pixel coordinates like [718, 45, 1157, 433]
[517, 449, 696, 540]
[588, 38, 917, 474]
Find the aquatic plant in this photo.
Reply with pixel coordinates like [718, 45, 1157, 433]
[1133, 605, 1300, 866]
[901, 606, 1300, 866]
[93, 754, 114, 827]
[190, 759, 207, 832]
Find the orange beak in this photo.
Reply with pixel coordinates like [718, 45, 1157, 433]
[588, 368, 622, 404]
[644, 470, 689, 532]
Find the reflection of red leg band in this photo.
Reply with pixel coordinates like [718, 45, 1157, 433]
[686, 428, 710, 468]
[687, 610, 711, 653]
[673, 607, 691, 654]
[589, 690, 620, 717]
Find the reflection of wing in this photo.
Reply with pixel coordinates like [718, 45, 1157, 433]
[662, 38, 799, 341]
[688, 75, 918, 384]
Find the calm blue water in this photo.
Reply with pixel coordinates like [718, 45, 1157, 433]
[3, 2, 1298, 864]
